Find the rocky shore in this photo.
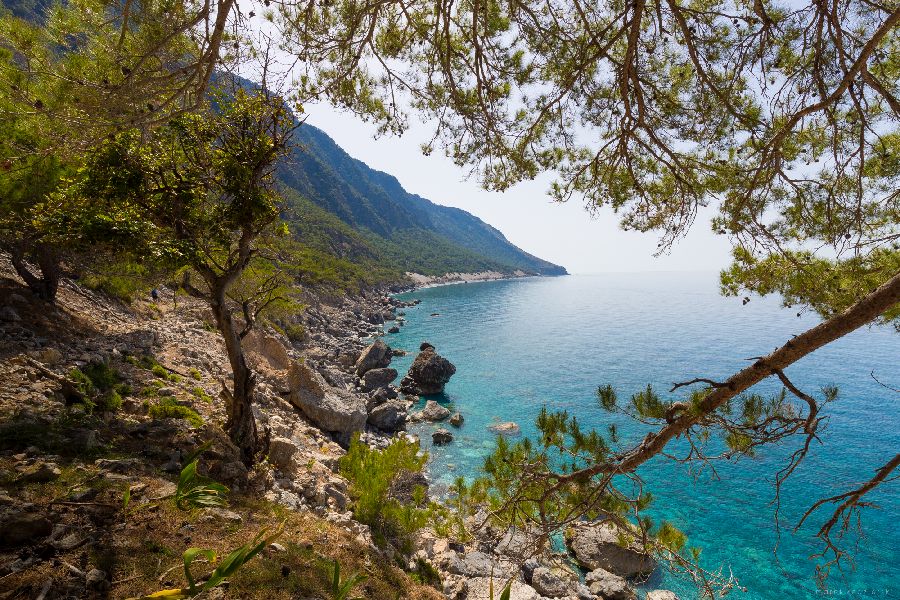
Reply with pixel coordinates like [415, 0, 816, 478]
[0, 259, 677, 599]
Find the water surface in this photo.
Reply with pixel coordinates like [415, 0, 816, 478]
[390, 273, 899, 599]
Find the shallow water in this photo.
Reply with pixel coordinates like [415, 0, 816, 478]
[389, 273, 899, 600]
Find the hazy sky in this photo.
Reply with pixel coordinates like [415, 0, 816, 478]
[303, 104, 732, 275]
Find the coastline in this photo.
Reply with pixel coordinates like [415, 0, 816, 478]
[403, 269, 565, 291]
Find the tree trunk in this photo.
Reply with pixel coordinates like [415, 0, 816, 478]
[209, 281, 259, 466]
[9, 242, 60, 302]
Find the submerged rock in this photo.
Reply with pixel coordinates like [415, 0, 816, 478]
[400, 346, 456, 395]
[448, 412, 464, 427]
[488, 421, 520, 435]
[355, 339, 392, 376]
[565, 521, 657, 578]
[432, 428, 453, 445]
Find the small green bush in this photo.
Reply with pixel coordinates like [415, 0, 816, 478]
[148, 398, 203, 427]
[189, 368, 202, 380]
[151, 364, 169, 379]
[69, 362, 128, 413]
[190, 387, 213, 404]
[339, 435, 449, 551]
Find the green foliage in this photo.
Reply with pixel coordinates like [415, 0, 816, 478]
[190, 387, 213, 404]
[329, 559, 367, 600]
[339, 435, 451, 550]
[69, 361, 127, 412]
[148, 398, 203, 428]
[189, 369, 202, 381]
[174, 459, 229, 511]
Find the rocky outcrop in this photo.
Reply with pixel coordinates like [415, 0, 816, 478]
[585, 568, 636, 600]
[399, 346, 456, 395]
[449, 412, 464, 427]
[354, 339, 392, 376]
[565, 521, 657, 578]
[287, 361, 366, 440]
[415, 400, 450, 422]
[432, 428, 453, 445]
[359, 367, 397, 392]
[367, 399, 407, 432]
[243, 330, 291, 371]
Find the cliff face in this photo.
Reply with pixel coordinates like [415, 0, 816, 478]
[278, 124, 568, 277]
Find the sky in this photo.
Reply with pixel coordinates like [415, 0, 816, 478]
[303, 104, 733, 275]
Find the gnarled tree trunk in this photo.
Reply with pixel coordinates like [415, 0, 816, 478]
[209, 280, 259, 465]
[9, 241, 60, 302]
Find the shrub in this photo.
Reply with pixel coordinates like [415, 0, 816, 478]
[148, 398, 203, 427]
[191, 386, 213, 403]
[69, 361, 128, 413]
[339, 435, 449, 551]
[189, 368, 202, 380]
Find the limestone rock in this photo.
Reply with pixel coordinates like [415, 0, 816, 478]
[530, 567, 573, 598]
[367, 399, 408, 432]
[0, 510, 51, 546]
[585, 568, 636, 600]
[432, 428, 453, 445]
[355, 340, 392, 376]
[646, 591, 680, 600]
[449, 412, 464, 427]
[16, 461, 61, 483]
[244, 331, 291, 370]
[399, 347, 456, 395]
[418, 400, 451, 422]
[565, 522, 657, 578]
[360, 367, 397, 392]
[267, 437, 298, 471]
[287, 361, 366, 437]
[465, 577, 540, 600]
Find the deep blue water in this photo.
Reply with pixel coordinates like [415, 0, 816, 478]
[389, 273, 899, 600]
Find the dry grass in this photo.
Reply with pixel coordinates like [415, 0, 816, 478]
[0, 456, 443, 600]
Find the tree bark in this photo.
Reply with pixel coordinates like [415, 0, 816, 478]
[208, 279, 259, 466]
[9, 241, 60, 302]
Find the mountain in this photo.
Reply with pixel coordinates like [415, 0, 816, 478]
[278, 124, 567, 277]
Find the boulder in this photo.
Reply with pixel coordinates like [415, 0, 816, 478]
[287, 362, 366, 438]
[465, 578, 540, 600]
[355, 340, 392, 376]
[0, 510, 51, 546]
[530, 567, 573, 598]
[400, 347, 456, 394]
[244, 330, 291, 370]
[360, 367, 398, 392]
[488, 422, 521, 435]
[418, 400, 450, 422]
[17, 461, 61, 483]
[432, 428, 453, 445]
[585, 568, 636, 600]
[0, 306, 21, 322]
[267, 437, 298, 471]
[449, 412, 464, 427]
[388, 326, 400, 334]
[646, 591, 680, 600]
[565, 522, 657, 578]
[367, 400, 408, 432]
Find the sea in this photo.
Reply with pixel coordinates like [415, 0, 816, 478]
[388, 272, 899, 600]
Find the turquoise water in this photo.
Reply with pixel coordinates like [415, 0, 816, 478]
[389, 273, 899, 599]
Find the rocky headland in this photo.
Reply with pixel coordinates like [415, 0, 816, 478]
[0, 258, 676, 600]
